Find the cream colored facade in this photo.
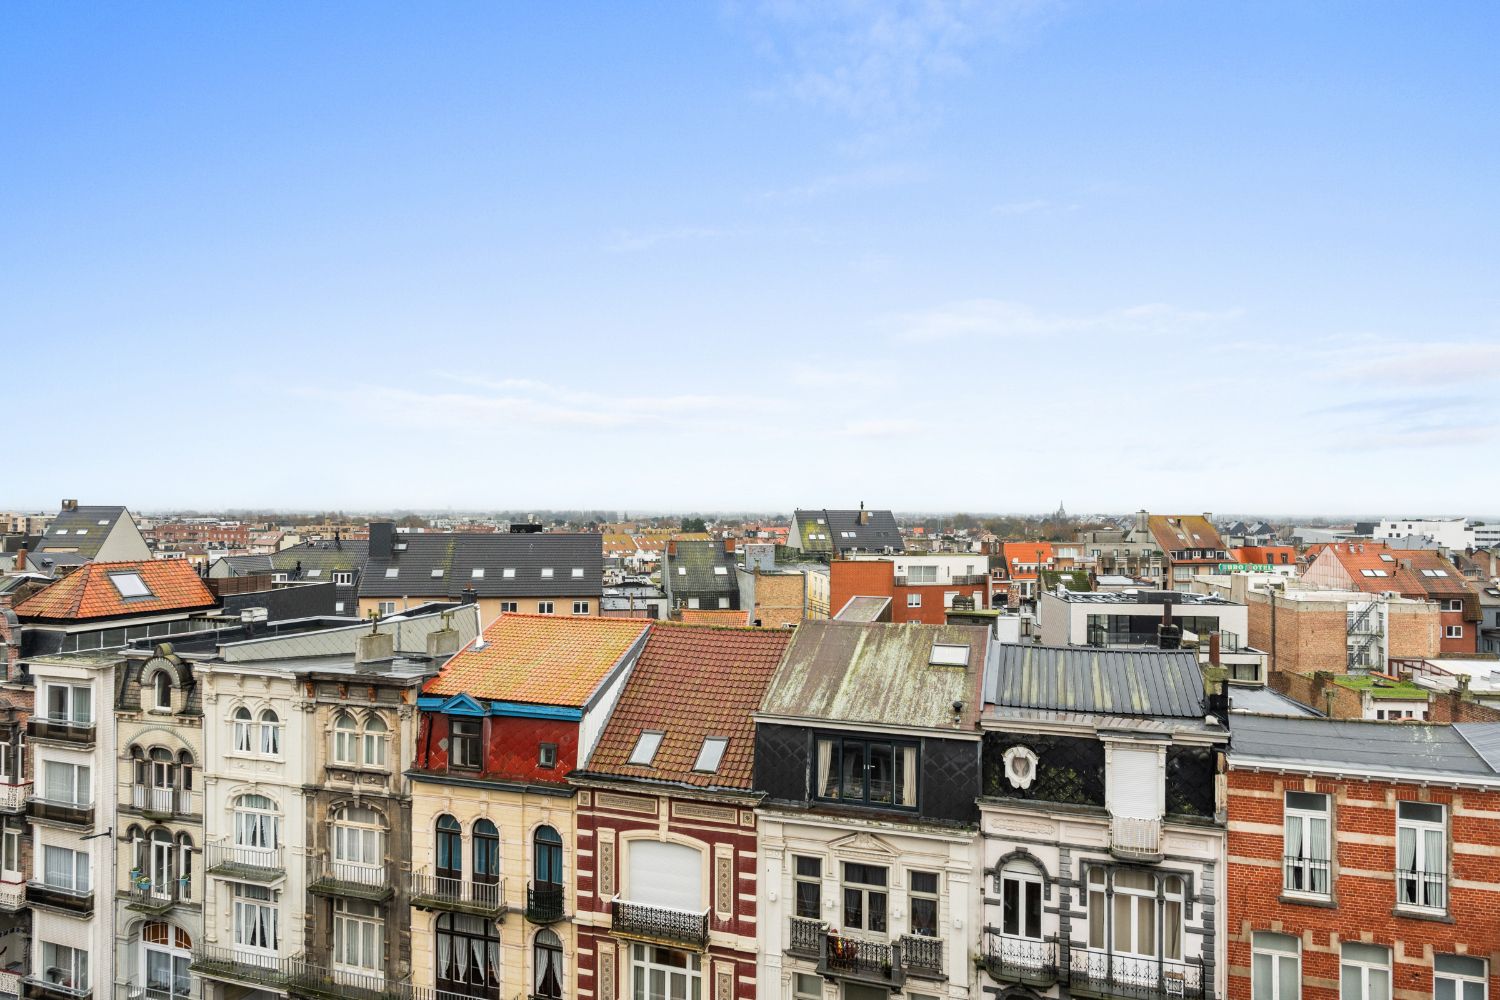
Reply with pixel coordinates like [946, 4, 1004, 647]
[409, 782, 578, 1000]
[359, 595, 599, 627]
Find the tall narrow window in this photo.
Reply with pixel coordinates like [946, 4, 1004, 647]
[436, 815, 463, 884]
[1000, 860, 1043, 941]
[1283, 791, 1330, 896]
[233, 707, 254, 752]
[332, 806, 384, 875]
[841, 863, 887, 933]
[1435, 955, 1487, 1000]
[909, 871, 939, 937]
[1340, 943, 1390, 1000]
[474, 820, 500, 892]
[259, 710, 282, 756]
[1396, 800, 1446, 911]
[153, 672, 172, 710]
[534, 930, 563, 1000]
[436, 912, 500, 999]
[1111, 869, 1156, 958]
[233, 883, 278, 951]
[362, 715, 388, 767]
[534, 826, 563, 886]
[333, 898, 384, 974]
[333, 714, 359, 764]
[793, 856, 822, 920]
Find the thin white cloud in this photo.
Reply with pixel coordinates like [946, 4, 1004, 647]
[894, 298, 1242, 342]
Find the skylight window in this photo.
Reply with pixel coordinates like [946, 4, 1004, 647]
[1422, 569, 1449, 578]
[1380, 554, 1395, 562]
[627, 731, 664, 766]
[471, 568, 484, 579]
[110, 572, 152, 598]
[1360, 569, 1389, 578]
[74, 528, 88, 535]
[98, 519, 109, 525]
[307, 569, 321, 578]
[571, 567, 584, 578]
[432, 568, 445, 578]
[693, 736, 729, 773]
[503, 568, 516, 578]
[540, 567, 554, 578]
[385, 568, 400, 578]
[54, 529, 68, 536]
[677, 567, 686, 575]
[929, 643, 971, 667]
[713, 566, 728, 575]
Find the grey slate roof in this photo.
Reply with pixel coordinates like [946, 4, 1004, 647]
[984, 644, 1206, 719]
[822, 508, 904, 554]
[359, 532, 601, 598]
[834, 596, 892, 622]
[1231, 714, 1500, 778]
[663, 541, 738, 601]
[1228, 685, 1321, 717]
[1454, 724, 1500, 773]
[36, 505, 128, 559]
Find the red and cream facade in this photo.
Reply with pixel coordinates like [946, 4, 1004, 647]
[1226, 715, 1500, 1000]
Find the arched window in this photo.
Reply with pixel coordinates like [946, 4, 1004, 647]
[474, 819, 499, 887]
[177, 751, 193, 812]
[259, 710, 282, 756]
[998, 857, 1044, 942]
[145, 748, 176, 814]
[333, 714, 358, 764]
[362, 714, 388, 767]
[436, 815, 463, 881]
[332, 805, 384, 877]
[435, 912, 500, 999]
[142, 828, 176, 898]
[153, 672, 172, 711]
[142, 921, 192, 1000]
[534, 826, 562, 886]
[533, 929, 563, 1000]
[232, 793, 279, 865]
[232, 707, 253, 752]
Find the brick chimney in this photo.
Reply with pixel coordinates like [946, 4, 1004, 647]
[15, 546, 24, 572]
[61, 499, 78, 512]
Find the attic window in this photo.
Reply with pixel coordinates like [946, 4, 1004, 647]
[840, 531, 856, 539]
[627, 731, 664, 766]
[74, 528, 88, 535]
[471, 568, 485, 579]
[571, 568, 584, 578]
[1421, 569, 1449, 578]
[431, 568, 445, 578]
[1360, 569, 1389, 578]
[677, 567, 686, 575]
[541, 567, 554, 579]
[110, 572, 152, 598]
[1380, 554, 1395, 562]
[693, 737, 729, 773]
[54, 529, 68, 536]
[929, 643, 970, 667]
[98, 519, 109, 525]
[395, 542, 408, 550]
[385, 568, 400, 579]
[713, 566, 728, 576]
[307, 569, 322, 578]
[503, 568, 516, 578]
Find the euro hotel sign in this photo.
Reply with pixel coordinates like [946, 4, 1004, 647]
[1216, 563, 1275, 573]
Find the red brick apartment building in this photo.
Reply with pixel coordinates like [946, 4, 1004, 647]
[572, 623, 793, 1000]
[829, 558, 989, 625]
[1227, 714, 1500, 1000]
[1303, 542, 1479, 654]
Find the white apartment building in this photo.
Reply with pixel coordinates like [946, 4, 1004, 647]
[25, 652, 121, 1000]
[1375, 518, 1475, 553]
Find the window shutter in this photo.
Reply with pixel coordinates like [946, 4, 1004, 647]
[626, 840, 703, 911]
[1107, 746, 1163, 819]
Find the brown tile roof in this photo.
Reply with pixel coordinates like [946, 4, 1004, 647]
[423, 613, 651, 707]
[676, 609, 751, 626]
[14, 560, 217, 621]
[1147, 515, 1226, 555]
[584, 623, 793, 789]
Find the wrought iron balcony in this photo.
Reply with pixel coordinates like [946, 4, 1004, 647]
[308, 859, 394, 901]
[787, 916, 825, 958]
[525, 882, 565, 924]
[900, 934, 943, 979]
[409, 871, 507, 917]
[818, 933, 905, 989]
[122, 877, 191, 914]
[27, 718, 95, 748]
[189, 945, 291, 989]
[285, 960, 421, 1000]
[25, 880, 94, 915]
[205, 840, 284, 881]
[1068, 951, 1206, 1000]
[22, 977, 90, 1000]
[27, 796, 94, 828]
[611, 897, 710, 949]
[982, 931, 1058, 986]
[0, 782, 31, 813]
[1397, 868, 1448, 912]
[127, 784, 199, 820]
[1109, 815, 1163, 861]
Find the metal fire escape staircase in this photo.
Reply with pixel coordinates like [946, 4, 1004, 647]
[1347, 601, 1381, 672]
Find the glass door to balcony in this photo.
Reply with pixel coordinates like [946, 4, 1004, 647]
[149, 755, 176, 815]
[143, 921, 192, 1000]
[149, 838, 175, 901]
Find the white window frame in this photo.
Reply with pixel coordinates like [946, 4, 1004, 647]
[233, 882, 279, 952]
[1446, 625, 1464, 639]
[44, 683, 92, 725]
[998, 861, 1043, 941]
[259, 710, 282, 757]
[537, 601, 555, 615]
[333, 897, 384, 975]
[333, 572, 354, 586]
[377, 601, 396, 616]
[1252, 931, 1300, 1000]
[333, 714, 359, 764]
[907, 593, 922, 608]
[1340, 943, 1390, 1000]
[1435, 955, 1487, 1000]
[1396, 800, 1447, 911]
[572, 601, 590, 615]
[629, 942, 700, 1000]
[43, 760, 91, 806]
[1283, 791, 1331, 897]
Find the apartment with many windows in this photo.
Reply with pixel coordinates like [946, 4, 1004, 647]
[977, 645, 1227, 1000]
[1226, 715, 1500, 1000]
[754, 619, 988, 1000]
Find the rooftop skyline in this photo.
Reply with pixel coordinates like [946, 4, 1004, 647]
[4, 2, 1496, 510]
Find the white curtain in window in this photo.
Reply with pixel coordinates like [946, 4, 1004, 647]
[436, 933, 451, 978]
[898, 746, 917, 806]
[1163, 899, 1182, 960]
[817, 741, 835, 798]
[1309, 815, 1329, 892]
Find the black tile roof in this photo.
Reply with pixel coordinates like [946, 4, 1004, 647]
[663, 540, 738, 602]
[359, 532, 601, 598]
[821, 508, 904, 554]
[36, 505, 129, 560]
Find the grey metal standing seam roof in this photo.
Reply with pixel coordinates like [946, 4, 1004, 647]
[359, 532, 602, 598]
[1231, 714, 1500, 777]
[36, 505, 128, 559]
[1454, 723, 1500, 773]
[985, 644, 1207, 719]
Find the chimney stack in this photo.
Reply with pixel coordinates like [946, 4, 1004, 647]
[15, 546, 25, 572]
[368, 521, 396, 556]
[62, 499, 78, 512]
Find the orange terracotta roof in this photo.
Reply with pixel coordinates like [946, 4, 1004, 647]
[15, 560, 217, 621]
[584, 623, 794, 789]
[1323, 542, 1469, 598]
[677, 609, 752, 626]
[423, 613, 651, 706]
[1232, 546, 1297, 565]
[1147, 515, 1226, 554]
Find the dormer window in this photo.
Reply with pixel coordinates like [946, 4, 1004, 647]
[1106, 742, 1165, 857]
[814, 736, 917, 808]
[692, 737, 728, 773]
[628, 731, 664, 766]
[153, 672, 172, 710]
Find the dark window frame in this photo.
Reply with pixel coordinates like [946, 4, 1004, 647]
[812, 734, 920, 811]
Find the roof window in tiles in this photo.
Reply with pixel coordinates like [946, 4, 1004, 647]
[571, 568, 584, 578]
[541, 568, 554, 579]
[1381, 554, 1395, 562]
[110, 572, 152, 598]
[431, 568, 445, 578]
[693, 737, 729, 774]
[929, 643, 970, 667]
[471, 568, 484, 579]
[677, 567, 686, 575]
[385, 568, 399, 578]
[503, 568, 515, 578]
[1360, 569, 1388, 577]
[97, 519, 109, 525]
[307, 569, 322, 578]
[54, 529, 68, 536]
[74, 528, 88, 535]
[713, 566, 728, 576]
[628, 731, 664, 766]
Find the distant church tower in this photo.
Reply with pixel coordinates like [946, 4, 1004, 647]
[1054, 500, 1069, 521]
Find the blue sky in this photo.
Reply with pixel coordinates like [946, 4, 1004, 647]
[4, 2, 1497, 514]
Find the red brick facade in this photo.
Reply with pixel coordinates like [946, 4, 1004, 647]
[414, 710, 580, 785]
[829, 560, 985, 624]
[574, 786, 759, 1000]
[1226, 766, 1500, 1000]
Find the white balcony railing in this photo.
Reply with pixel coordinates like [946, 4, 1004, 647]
[0, 782, 31, 811]
[0, 881, 24, 910]
[1110, 815, 1163, 857]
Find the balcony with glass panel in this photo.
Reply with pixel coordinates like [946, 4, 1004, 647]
[25, 879, 94, 916]
[27, 718, 95, 749]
